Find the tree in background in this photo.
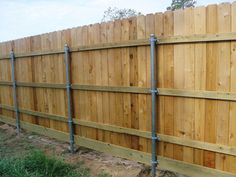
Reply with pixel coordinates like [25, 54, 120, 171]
[167, 0, 197, 11]
[102, 7, 142, 22]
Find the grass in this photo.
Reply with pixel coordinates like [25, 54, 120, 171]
[97, 174, 111, 177]
[0, 125, 111, 177]
[0, 150, 108, 177]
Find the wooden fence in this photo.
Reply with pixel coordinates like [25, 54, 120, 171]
[1, 2, 236, 177]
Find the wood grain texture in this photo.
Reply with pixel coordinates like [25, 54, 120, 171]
[215, 3, 231, 171]
[227, 1, 236, 173]
[193, 6, 206, 166]
[204, 4, 218, 169]
[162, 10, 174, 159]
[0, 41, 13, 118]
[121, 18, 132, 148]
[0, 3, 236, 175]
[129, 17, 140, 151]
[173, 8, 185, 162]
[155, 12, 165, 157]
[137, 15, 148, 152]
[183, 7, 195, 164]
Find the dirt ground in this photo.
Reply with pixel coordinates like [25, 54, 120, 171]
[0, 123, 187, 177]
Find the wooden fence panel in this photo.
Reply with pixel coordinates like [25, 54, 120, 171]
[228, 2, 236, 173]
[204, 4, 218, 169]
[173, 8, 185, 162]
[162, 11, 174, 160]
[215, 3, 231, 172]
[0, 41, 13, 118]
[129, 17, 140, 151]
[193, 6, 206, 166]
[1, 3, 236, 176]
[71, 26, 87, 139]
[121, 19, 132, 149]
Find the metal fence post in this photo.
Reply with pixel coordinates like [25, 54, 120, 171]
[150, 34, 159, 177]
[10, 50, 20, 134]
[64, 44, 75, 153]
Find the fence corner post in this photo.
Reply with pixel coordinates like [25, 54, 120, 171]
[64, 44, 75, 153]
[10, 49, 20, 135]
[150, 34, 159, 177]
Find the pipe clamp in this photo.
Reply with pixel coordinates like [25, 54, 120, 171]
[68, 120, 73, 123]
[152, 136, 160, 141]
[66, 84, 71, 89]
[150, 89, 159, 94]
[151, 160, 159, 165]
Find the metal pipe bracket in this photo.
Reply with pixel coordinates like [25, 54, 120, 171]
[150, 88, 159, 95]
[12, 81, 17, 87]
[151, 136, 161, 142]
[68, 120, 73, 123]
[149, 34, 158, 43]
[151, 160, 159, 165]
[66, 84, 72, 89]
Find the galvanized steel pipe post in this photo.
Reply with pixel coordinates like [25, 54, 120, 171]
[150, 34, 159, 177]
[64, 44, 75, 153]
[10, 50, 20, 134]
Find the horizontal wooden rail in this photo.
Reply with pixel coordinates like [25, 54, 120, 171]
[77, 135, 236, 177]
[0, 104, 14, 111]
[71, 84, 149, 94]
[0, 51, 64, 60]
[0, 105, 236, 156]
[16, 81, 64, 89]
[0, 115, 69, 142]
[0, 39, 149, 60]
[20, 108, 67, 122]
[74, 119, 151, 139]
[0, 105, 67, 122]
[0, 81, 13, 86]
[70, 39, 149, 52]
[158, 88, 236, 101]
[0, 115, 234, 177]
[0, 81, 149, 93]
[1, 81, 236, 101]
[75, 119, 236, 157]
[1, 33, 236, 60]
[158, 32, 236, 44]
[17, 82, 66, 89]
[0, 81, 66, 89]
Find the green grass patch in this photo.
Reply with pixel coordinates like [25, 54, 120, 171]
[97, 173, 112, 177]
[0, 151, 90, 177]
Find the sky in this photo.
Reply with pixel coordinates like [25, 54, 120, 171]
[0, 0, 235, 42]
